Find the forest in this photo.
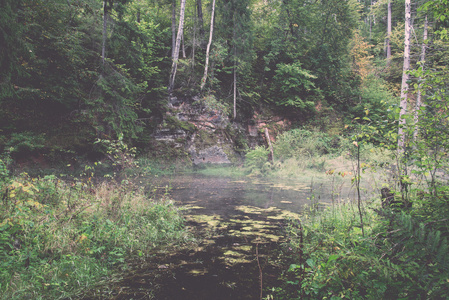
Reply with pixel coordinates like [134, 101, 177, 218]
[1, 0, 449, 298]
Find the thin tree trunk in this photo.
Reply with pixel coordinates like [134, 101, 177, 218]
[356, 144, 364, 237]
[233, 65, 237, 119]
[233, 14, 237, 120]
[386, 0, 392, 66]
[171, 0, 176, 58]
[265, 128, 274, 162]
[181, 31, 186, 58]
[414, 15, 428, 141]
[398, 0, 412, 153]
[197, 0, 204, 37]
[102, 0, 108, 68]
[168, 0, 186, 94]
[192, 4, 197, 70]
[200, 0, 216, 91]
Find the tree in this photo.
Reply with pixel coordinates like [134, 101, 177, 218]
[413, 15, 428, 141]
[398, 0, 412, 153]
[0, 0, 27, 100]
[197, 0, 204, 37]
[215, 0, 253, 119]
[200, 0, 216, 91]
[386, 0, 392, 66]
[171, 0, 176, 58]
[168, 0, 186, 94]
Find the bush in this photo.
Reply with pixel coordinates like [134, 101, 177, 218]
[5, 132, 46, 156]
[244, 146, 271, 176]
[273, 129, 339, 161]
[275, 200, 449, 299]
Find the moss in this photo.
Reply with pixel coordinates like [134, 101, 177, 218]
[165, 115, 196, 132]
[194, 130, 218, 149]
[225, 124, 248, 153]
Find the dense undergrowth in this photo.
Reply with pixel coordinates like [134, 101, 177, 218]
[242, 128, 448, 299]
[242, 128, 449, 299]
[273, 194, 449, 299]
[0, 158, 189, 299]
[244, 128, 393, 180]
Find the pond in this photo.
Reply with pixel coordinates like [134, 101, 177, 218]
[86, 173, 379, 299]
[159, 173, 378, 214]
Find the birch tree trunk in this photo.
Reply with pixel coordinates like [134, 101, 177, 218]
[414, 15, 428, 141]
[168, 0, 186, 94]
[200, 0, 216, 91]
[386, 0, 392, 66]
[171, 0, 176, 59]
[181, 31, 186, 58]
[398, 0, 411, 153]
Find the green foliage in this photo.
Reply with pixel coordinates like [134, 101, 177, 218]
[244, 146, 271, 176]
[352, 75, 396, 123]
[198, 94, 231, 117]
[273, 129, 337, 161]
[0, 173, 187, 299]
[276, 202, 449, 299]
[0, 0, 27, 100]
[94, 133, 137, 173]
[272, 62, 321, 110]
[5, 132, 46, 156]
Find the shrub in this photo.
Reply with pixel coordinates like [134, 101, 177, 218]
[5, 132, 46, 156]
[275, 200, 449, 299]
[244, 146, 270, 176]
[273, 129, 338, 161]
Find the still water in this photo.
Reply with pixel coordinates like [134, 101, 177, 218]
[87, 174, 380, 299]
[156, 173, 377, 215]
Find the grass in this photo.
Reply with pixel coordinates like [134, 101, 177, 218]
[0, 173, 190, 299]
[194, 165, 246, 177]
[272, 193, 449, 299]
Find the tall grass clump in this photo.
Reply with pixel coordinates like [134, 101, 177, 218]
[0, 168, 188, 299]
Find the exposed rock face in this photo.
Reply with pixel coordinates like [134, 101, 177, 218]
[153, 96, 291, 165]
[154, 96, 237, 165]
[189, 145, 231, 165]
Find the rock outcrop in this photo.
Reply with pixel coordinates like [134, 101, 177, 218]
[153, 96, 238, 165]
[153, 95, 291, 166]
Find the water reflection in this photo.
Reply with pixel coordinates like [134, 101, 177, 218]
[155, 174, 376, 216]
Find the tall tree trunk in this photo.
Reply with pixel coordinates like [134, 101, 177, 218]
[102, 0, 108, 69]
[200, 0, 216, 91]
[398, 0, 411, 153]
[171, 0, 176, 59]
[192, 4, 197, 70]
[233, 65, 237, 119]
[233, 14, 237, 120]
[414, 15, 428, 141]
[386, 0, 392, 66]
[197, 0, 204, 37]
[168, 0, 186, 94]
[181, 31, 186, 58]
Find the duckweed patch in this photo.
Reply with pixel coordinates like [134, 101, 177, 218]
[185, 214, 225, 228]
